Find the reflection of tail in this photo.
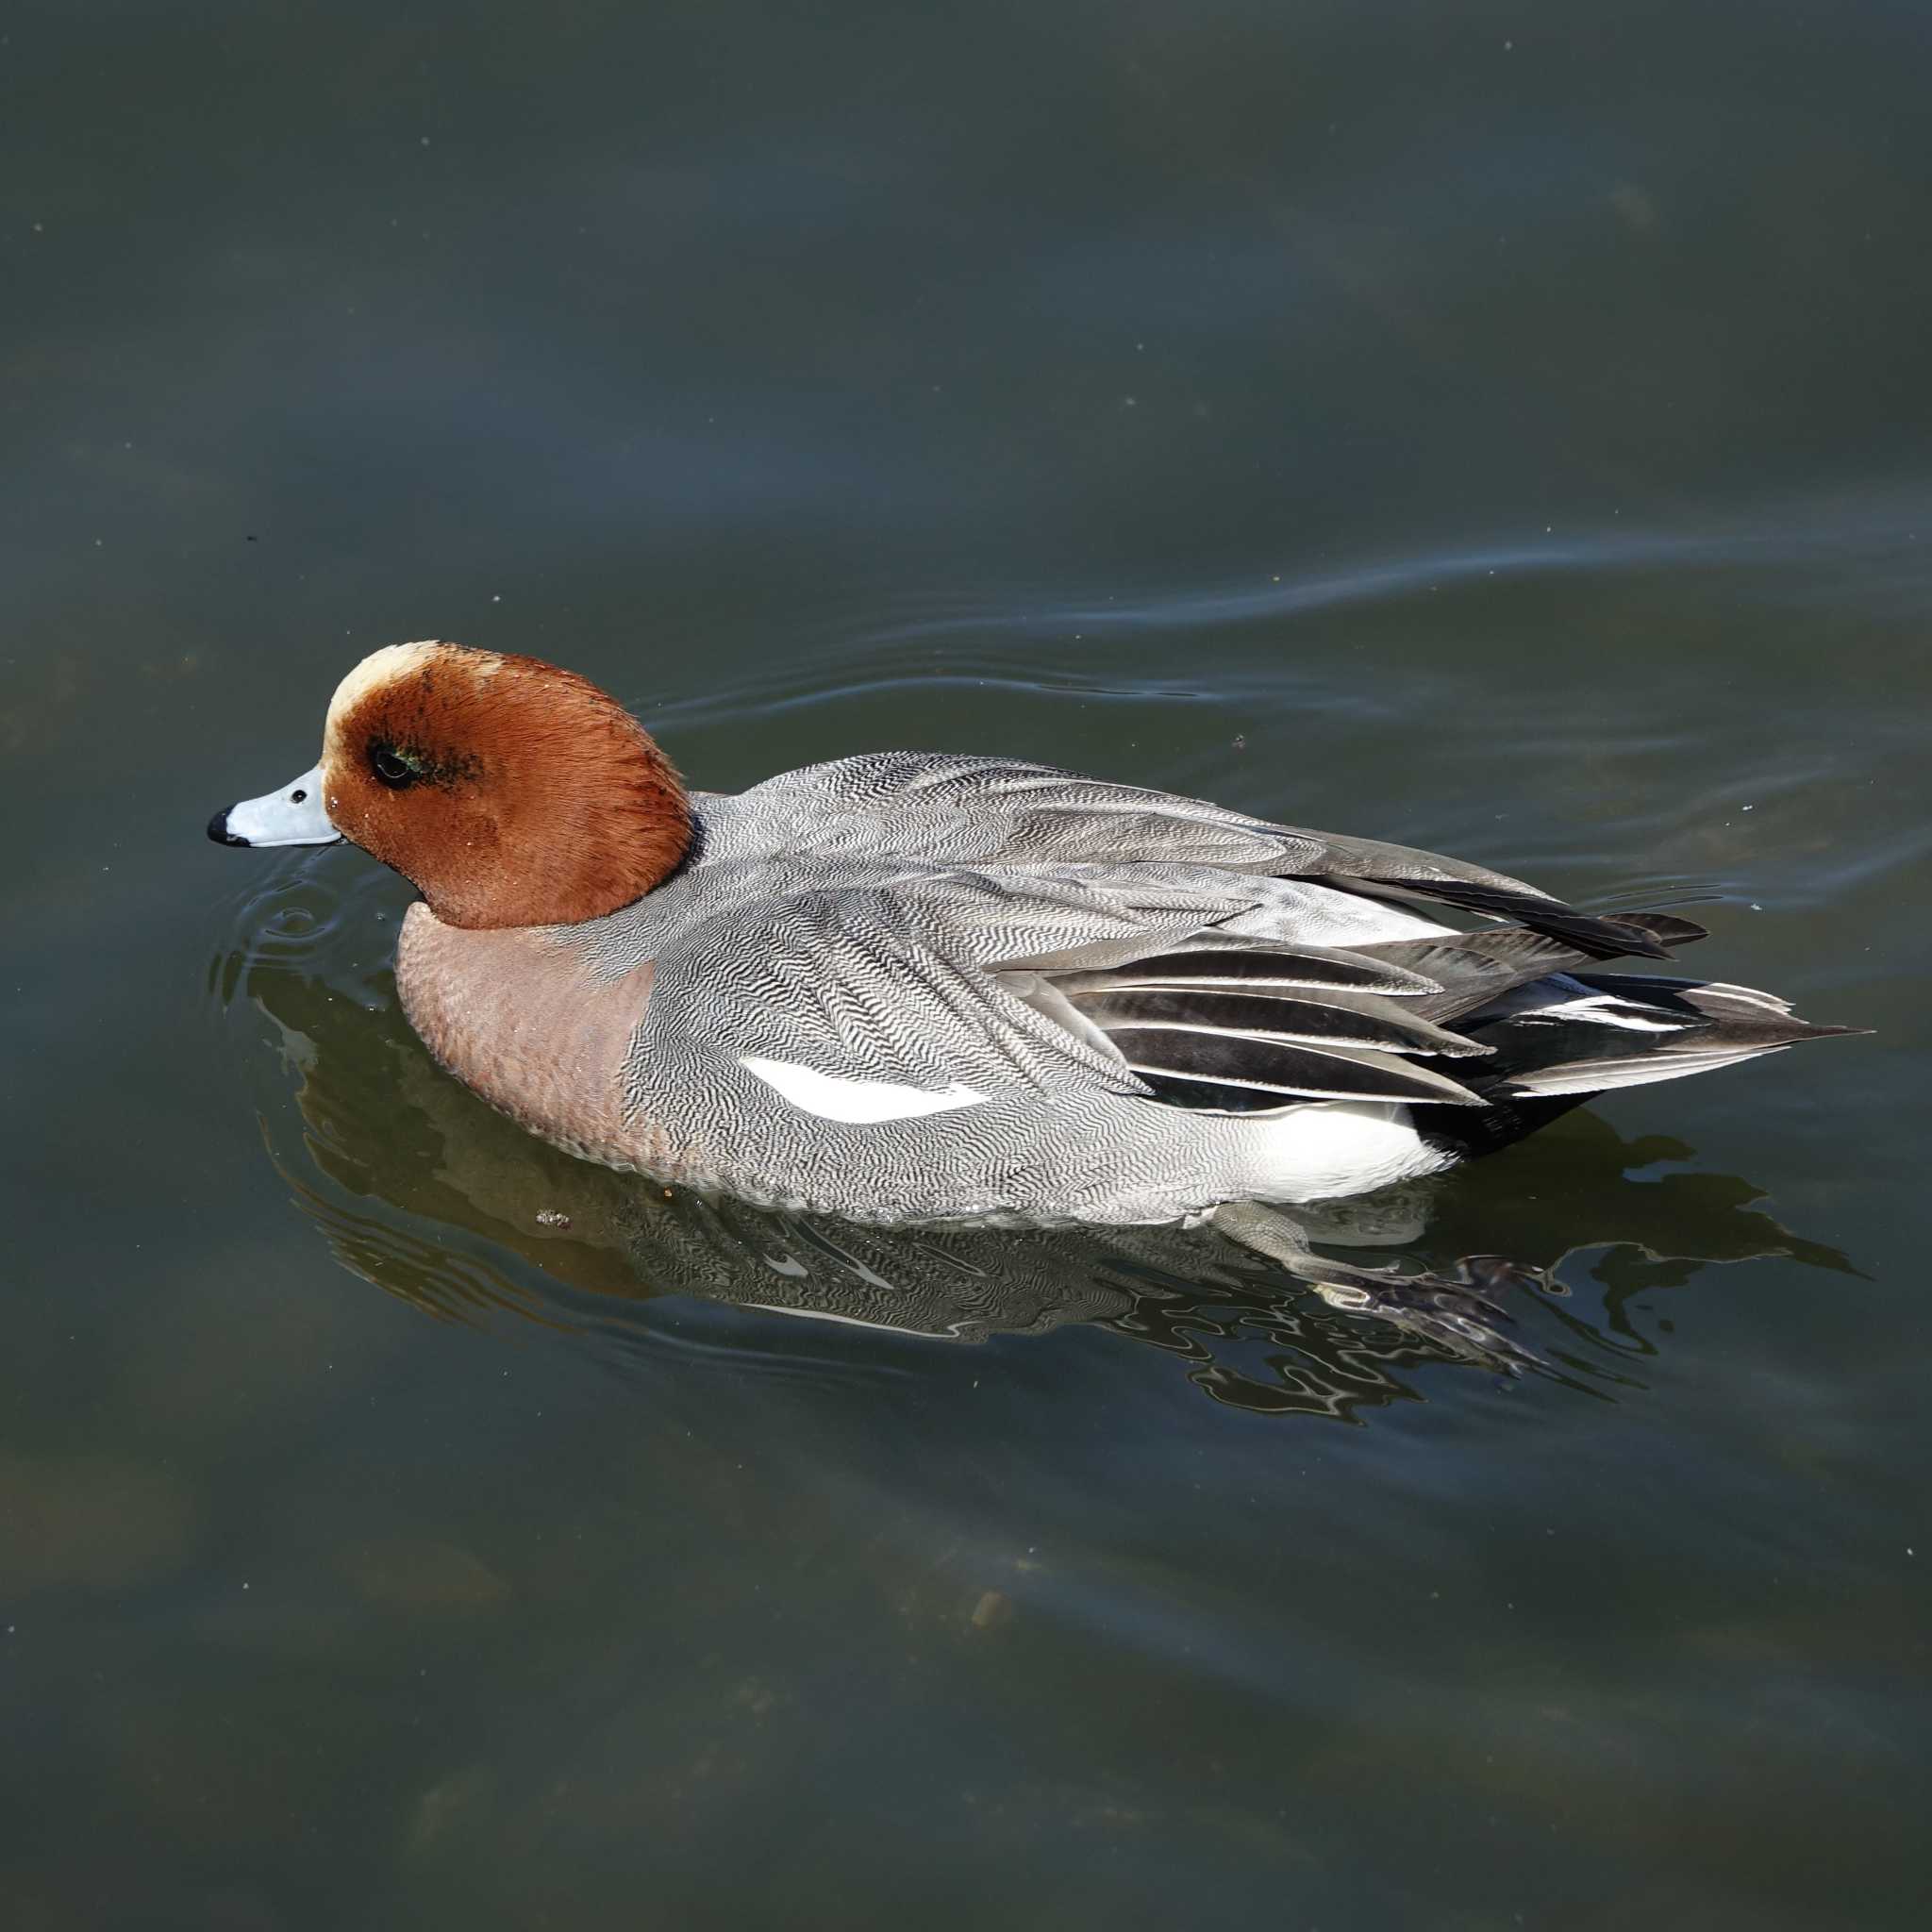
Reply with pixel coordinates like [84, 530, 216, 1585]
[1364, 919, 1866, 1160]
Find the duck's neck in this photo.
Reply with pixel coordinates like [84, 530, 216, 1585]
[416, 737, 694, 931]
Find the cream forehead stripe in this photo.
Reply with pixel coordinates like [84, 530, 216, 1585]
[323, 641, 507, 749]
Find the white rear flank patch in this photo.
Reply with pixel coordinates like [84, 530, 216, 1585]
[1241, 1101, 1448, 1203]
[740, 1056, 990, 1124]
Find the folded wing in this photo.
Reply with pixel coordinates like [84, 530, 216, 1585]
[757, 754, 1696, 961]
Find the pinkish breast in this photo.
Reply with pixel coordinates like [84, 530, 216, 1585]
[394, 902, 667, 1171]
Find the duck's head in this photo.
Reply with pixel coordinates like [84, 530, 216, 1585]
[208, 641, 691, 928]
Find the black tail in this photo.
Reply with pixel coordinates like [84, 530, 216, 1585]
[1406, 967, 1865, 1158]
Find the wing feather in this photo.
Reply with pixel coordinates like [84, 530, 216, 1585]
[1066, 986, 1491, 1059]
[1108, 1027, 1484, 1106]
[758, 755, 1694, 963]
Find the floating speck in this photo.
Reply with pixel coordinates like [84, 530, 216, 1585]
[970, 1590, 1011, 1631]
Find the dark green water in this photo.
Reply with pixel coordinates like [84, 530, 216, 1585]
[4, 3, 1928, 1925]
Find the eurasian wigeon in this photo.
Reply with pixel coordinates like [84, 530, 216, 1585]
[210, 641, 1857, 1227]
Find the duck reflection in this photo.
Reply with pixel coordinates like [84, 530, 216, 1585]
[223, 900, 1855, 1423]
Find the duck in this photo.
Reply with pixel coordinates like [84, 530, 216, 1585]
[208, 640, 1857, 1229]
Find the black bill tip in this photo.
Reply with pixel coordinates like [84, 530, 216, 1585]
[207, 808, 249, 846]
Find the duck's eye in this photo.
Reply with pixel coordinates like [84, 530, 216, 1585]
[370, 744, 417, 789]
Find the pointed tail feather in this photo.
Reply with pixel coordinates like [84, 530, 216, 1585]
[1451, 973, 1867, 1102]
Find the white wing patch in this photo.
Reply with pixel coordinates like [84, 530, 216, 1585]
[739, 1056, 991, 1124]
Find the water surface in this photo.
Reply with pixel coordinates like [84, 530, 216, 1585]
[3, 3, 1927, 1926]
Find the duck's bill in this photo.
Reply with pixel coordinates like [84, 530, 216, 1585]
[207, 764, 340, 847]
